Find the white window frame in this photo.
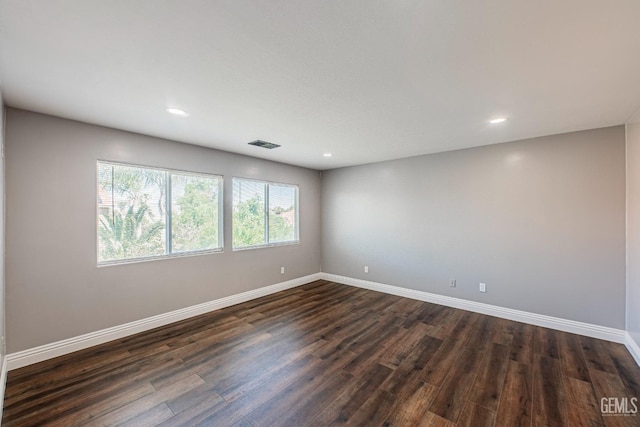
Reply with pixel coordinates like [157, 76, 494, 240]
[232, 177, 300, 251]
[97, 160, 224, 266]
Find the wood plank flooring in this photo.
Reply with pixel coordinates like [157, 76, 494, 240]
[3, 280, 640, 426]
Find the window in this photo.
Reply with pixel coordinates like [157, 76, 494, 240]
[232, 178, 298, 249]
[97, 161, 222, 264]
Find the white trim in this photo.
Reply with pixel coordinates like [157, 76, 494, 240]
[6, 273, 322, 371]
[321, 273, 628, 345]
[0, 356, 7, 422]
[625, 332, 640, 366]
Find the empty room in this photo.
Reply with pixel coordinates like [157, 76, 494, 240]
[1, 1, 640, 426]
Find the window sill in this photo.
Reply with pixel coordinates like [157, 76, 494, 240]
[232, 241, 300, 252]
[97, 248, 224, 267]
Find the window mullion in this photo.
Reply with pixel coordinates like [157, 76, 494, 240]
[295, 187, 299, 240]
[218, 178, 224, 249]
[264, 183, 269, 245]
[166, 172, 172, 255]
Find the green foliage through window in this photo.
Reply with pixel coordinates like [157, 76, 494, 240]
[232, 178, 298, 249]
[97, 162, 222, 263]
[171, 174, 220, 253]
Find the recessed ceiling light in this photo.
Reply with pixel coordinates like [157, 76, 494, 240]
[489, 117, 507, 124]
[166, 107, 189, 117]
[323, 153, 332, 157]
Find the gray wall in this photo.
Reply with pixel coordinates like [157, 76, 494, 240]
[322, 126, 626, 329]
[627, 120, 640, 347]
[5, 109, 321, 353]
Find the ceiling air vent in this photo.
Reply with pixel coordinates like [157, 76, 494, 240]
[248, 140, 281, 149]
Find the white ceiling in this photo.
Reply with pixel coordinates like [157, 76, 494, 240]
[1, 1, 640, 170]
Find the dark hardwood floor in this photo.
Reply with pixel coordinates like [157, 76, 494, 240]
[3, 280, 640, 426]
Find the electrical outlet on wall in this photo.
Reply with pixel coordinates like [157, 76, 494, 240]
[281, 267, 285, 274]
[479, 282, 486, 292]
[364, 265, 369, 273]
[449, 278, 456, 287]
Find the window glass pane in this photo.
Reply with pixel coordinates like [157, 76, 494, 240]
[97, 163, 166, 262]
[233, 179, 266, 248]
[268, 184, 297, 243]
[171, 173, 221, 252]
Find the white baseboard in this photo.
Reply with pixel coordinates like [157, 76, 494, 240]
[321, 273, 628, 345]
[625, 333, 640, 366]
[0, 356, 7, 422]
[6, 273, 322, 371]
